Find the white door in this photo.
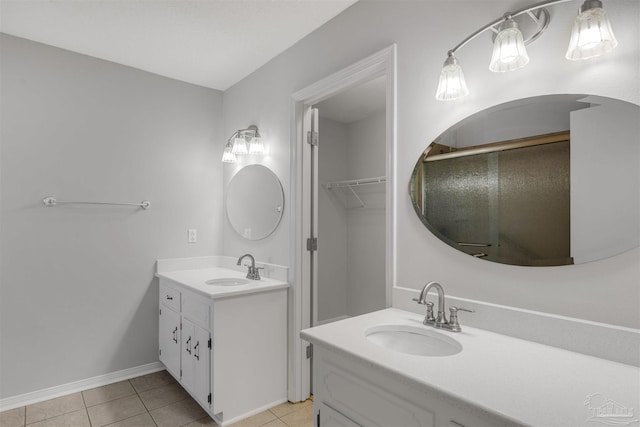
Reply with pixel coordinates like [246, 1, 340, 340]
[159, 307, 181, 378]
[181, 318, 211, 407]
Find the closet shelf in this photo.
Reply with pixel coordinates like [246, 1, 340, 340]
[326, 175, 386, 208]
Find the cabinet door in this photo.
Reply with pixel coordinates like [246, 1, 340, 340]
[159, 307, 181, 378]
[182, 318, 211, 408]
[319, 403, 361, 427]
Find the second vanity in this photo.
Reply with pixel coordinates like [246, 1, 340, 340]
[156, 256, 289, 427]
[302, 308, 639, 427]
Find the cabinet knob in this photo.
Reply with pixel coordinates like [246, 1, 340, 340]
[166, 295, 173, 300]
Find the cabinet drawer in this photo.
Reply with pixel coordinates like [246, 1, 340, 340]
[160, 282, 181, 312]
[183, 291, 210, 330]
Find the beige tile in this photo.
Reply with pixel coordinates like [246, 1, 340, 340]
[86, 395, 147, 427]
[149, 398, 207, 427]
[138, 382, 189, 411]
[0, 407, 25, 427]
[227, 410, 277, 427]
[25, 393, 84, 425]
[82, 381, 136, 407]
[103, 412, 157, 427]
[279, 405, 314, 427]
[181, 416, 219, 427]
[130, 371, 176, 394]
[261, 420, 287, 427]
[268, 400, 312, 418]
[25, 409, 90, 427]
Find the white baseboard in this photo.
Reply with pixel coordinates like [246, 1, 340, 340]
[216, 397, 288, 427]
[0, 361, 164, 412]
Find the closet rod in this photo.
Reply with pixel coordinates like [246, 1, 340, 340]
[43, 196, 151, 210]
[326, 175, 386, 189]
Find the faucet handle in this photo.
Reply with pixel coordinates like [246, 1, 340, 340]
[412, 297, 425, 305]
[450, 306, 474, 313]
[424, 301, 435, 323]
[448, 306, 474, 332]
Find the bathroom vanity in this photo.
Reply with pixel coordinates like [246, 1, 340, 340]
[302, 308, 639, 427]
[156, 257, 289, 426]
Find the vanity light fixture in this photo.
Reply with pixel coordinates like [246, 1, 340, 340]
[566, 0, 618, 60]
[231, 134, 248, 155]
[436, 0, 618, 101]
[221, 125, 264, 163]
[489, 16, 530, 72]
[221, 141, 236, 163]
[435, 52, 469, 101]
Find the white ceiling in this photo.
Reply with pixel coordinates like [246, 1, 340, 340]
[0, 0, 357, 91]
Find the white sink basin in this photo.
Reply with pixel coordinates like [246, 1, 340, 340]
[365, 324, 462, 357]
[205, 278, 251, 286]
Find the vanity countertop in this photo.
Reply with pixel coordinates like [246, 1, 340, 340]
[301, 308, 639, 427]
[156, 267, 288, 299]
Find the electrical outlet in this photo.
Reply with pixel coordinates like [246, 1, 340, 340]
[188, 229, 197, 243]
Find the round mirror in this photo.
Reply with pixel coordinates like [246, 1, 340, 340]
[226, 164, 284, 240]
[409, 95, 639, 266]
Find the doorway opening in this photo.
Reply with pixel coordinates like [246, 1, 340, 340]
[313, 75, 388, 326]
[289, 45, 396, 402]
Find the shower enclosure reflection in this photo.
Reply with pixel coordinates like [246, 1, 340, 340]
[415, 132, 570, 266]
[409, 95, 639, 266]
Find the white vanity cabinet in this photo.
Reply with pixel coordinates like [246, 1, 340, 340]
[313, 346, 520, 427]
[159, 281, 212, 408]
[158, 297, 181, 378]
[158, 275, 288, 426]
[181, 318, 211, 407]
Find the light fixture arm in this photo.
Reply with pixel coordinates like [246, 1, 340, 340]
[227, 125, 261, 144]
[449, 0, 575, 54]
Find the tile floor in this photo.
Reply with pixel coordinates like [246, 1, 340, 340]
[0, 371, 313, 427]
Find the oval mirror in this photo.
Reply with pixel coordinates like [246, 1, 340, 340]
[226, 164, 284, 240]
[410, 95, 639, 266]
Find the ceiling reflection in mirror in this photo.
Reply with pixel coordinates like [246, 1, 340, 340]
[409, 95, 640, 266]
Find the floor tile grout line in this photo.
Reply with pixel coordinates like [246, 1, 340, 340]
[101, 410, 156, 427]
[79, 387, 94, 427]
[128, 379, 158, 427]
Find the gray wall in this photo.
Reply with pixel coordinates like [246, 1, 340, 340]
[222, 0, 640, 328]
[0, 34, 224, 398]
[346, 112, 386, 317]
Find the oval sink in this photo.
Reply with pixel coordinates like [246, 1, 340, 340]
[365, 324, 462, 357]
[205, 278, 251, 286]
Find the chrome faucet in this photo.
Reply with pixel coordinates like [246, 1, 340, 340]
[413, 281, 473, 332]
[236, 254, 263, 280]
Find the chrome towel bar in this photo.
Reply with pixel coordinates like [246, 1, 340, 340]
[42, 196, 150, 210]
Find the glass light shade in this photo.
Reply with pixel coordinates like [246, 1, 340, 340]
[435, 55, 469, 101]
[248, 137, 265, 155]
[221, 144, 236, 163]
[231, 136, 248, 155]
[489, 20, 529, 72]
[566, 2, 617, 60]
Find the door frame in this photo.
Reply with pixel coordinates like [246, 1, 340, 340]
[288, 44, 397, 402]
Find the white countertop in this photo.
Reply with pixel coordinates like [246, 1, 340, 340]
[301, 308, 640, 427]
[156, 267, 289, 299]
